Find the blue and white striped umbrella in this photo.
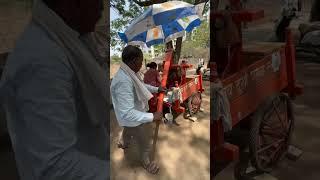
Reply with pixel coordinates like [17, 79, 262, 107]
[118, 1, 202, 47]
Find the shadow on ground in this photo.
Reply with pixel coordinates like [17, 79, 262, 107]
[110, 82, 210, 180]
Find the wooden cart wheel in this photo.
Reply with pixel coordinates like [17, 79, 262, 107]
[250, 93, 294, 172]
[187, 92, 202, 115]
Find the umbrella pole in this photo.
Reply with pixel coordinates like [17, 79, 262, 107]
[151, 49, 173, 161]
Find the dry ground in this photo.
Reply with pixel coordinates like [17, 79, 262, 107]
[110, 64, 210, 180]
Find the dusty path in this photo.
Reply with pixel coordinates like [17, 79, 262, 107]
[110, 80, 210, 180]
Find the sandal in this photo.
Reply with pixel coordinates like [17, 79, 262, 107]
[117, 141, 128, 149]
[142, 160, 160, 174]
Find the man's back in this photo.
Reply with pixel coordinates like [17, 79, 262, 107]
[111, 68, 156, 127]
[1, 22, 108, 180]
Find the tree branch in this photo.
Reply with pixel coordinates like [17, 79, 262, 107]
[194, 0, 208, 5]
[132, 0, 168, 7]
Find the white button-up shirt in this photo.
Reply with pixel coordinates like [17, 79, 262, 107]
[1, 22, 109, 179]
[111, 68, 159, 127]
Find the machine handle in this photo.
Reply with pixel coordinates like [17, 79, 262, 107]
[151, 50, 173, 161]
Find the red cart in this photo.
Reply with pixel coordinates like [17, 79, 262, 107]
[150, 51, 204, 121]
[150, 49, 205, 160]
[211, 2, 303, 178]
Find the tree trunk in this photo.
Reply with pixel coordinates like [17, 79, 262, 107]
[174, 37, 183, 64]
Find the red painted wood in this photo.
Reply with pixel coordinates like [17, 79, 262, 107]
[211, 1, 303, 174]
[285, 29, 298, 98]
[198, 72, 204, 92]
[180, 77, 200, 101]
[212, 46, 290, 162]
[157, 50, 173, 112]
[212, 120, 225, 149]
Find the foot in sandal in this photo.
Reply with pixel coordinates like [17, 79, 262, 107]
[142, 159, 160, 174]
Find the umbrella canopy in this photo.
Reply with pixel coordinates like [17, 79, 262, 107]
[118, 1, 202, 47]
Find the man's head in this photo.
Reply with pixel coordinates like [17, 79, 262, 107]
[147, 62, 157, 69]
[43, 0, 103, 34]
[122, 45, 143, 73]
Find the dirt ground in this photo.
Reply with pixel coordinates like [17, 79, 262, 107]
[110, 64, 210, 180]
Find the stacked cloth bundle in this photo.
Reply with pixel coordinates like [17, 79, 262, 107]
[296, 22, 320, 62]
[211, 80, 232, 132]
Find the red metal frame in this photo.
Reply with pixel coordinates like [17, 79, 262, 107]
[211, 30, 303, 163]
[152, 50, 204, 114]
[157, 49, 174, 112]
[211, 2, 303, 176]
[212, 7, 264, 76]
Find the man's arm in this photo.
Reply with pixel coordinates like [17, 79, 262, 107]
[144, 83, 159, 93]
[112, 81, 154, 124]
[15, 58, 108, 180]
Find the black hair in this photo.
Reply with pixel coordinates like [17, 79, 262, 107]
[122, 45, 143, 64]
[147, 62, 157, 69]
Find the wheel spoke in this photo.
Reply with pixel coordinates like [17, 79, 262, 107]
[252, 94, 294, 171]
[257, 139, 285, 154]
[260, 128, 286, 139]
[272, 101, 286, 130]
[190, 93, 201, 114]
[261, 122, 282, 131]
[269, 140, 286, 163]
[284, 100, 289, 130]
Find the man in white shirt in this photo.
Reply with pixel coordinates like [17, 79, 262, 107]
[0, 0, 109, 179]
[111, 45, 163, 174]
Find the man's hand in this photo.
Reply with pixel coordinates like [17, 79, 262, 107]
[153, 112, 163, 122]
[158, 86, 167, 93]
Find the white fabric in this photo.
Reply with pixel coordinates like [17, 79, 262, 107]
[301, 30, 320, 46]
[167, 88, 183, 103]
[152, 1, 193, 15]
[211, 80, 232, 132]
[111, 69, 159, 127]
[195, 2, 205, 19]
[120, 62, 153, 110]
[146, 26, 165, 42]
[127, 41, 148, 48]
[127, 8, 152, 30]
[32, 0, 107, 126]
[123, 1, 195, 42]
[126, 15, 155, 41]
[165, 31, 186, 43]
[177, 15, 200, 29]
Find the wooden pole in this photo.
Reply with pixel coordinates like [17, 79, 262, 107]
[151, 49, 173, 161]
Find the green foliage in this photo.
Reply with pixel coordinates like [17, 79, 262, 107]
[111, 54, 122, 63]
[110, 0, 145, 51]
[180, 19, 209, 58]
[191, 20, 209, 48]
[153, 44, 165, 56]
[181, 17, 210, 58]
[181, 41, 209, 58]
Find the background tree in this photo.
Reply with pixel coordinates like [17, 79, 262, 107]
[181, 20, 209, 59]
[110, 0, 209, 63]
